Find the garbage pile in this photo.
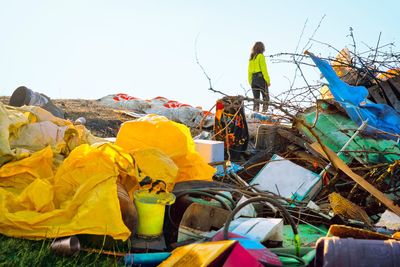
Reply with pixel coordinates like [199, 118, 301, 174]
[1, 52, 400, 267]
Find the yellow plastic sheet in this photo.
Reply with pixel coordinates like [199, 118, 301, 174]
[0, 144, 131, 240]
[115, 114, 215, 183]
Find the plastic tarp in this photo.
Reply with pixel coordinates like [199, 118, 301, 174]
[115, 114, 215, 184]
[0, 144, 131, 240]
[98, 94, 214, 128]
[297, 101, 400, 164]
[309, 53, 400, 140]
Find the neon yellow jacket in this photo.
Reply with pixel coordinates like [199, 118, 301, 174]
[248, 53, 271, 86]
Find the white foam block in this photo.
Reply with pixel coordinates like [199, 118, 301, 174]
[194, 139, 224, 163]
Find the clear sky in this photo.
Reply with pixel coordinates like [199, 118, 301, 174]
[1, 0, 399, 110]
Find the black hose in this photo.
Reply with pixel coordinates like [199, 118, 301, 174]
[222, 196, 300, 257]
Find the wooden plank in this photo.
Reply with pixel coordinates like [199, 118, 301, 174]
[387, 76, 400, 96]
[310, 142, 400, 216]
[277, 128, 310, 149]
[367, 85, 387, 104]
[380, 82, 400, 111]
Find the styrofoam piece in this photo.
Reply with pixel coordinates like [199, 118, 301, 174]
[194, 139, 224, 163]
[229, 217, 283, 242]
[306, 201, 321, 212]
[375, 210, 400, 231]
[250, 154, 321, 201]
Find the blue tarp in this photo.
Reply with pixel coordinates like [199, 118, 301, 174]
[309, 52, 400, 140]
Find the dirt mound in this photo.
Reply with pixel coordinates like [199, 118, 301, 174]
[0, 96, 132, 138]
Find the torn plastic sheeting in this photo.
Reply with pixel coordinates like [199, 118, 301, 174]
[297, 101, 400, 165]
[250, 154, 321, 201]
[115, 114, 215, 183]
[308, 52, 400, 140]
[214, 162, 244, 178]
[0, 144, 133, 240]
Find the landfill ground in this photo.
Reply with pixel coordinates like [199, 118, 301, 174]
[1, 49, 400, 267]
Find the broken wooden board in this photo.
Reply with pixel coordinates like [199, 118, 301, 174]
[367, 76, 400, 112]
[387, 76, 400, 95]
[368, 85, 387, 104]
[310, 142, 400, 216]
[380, 82, 400, 111]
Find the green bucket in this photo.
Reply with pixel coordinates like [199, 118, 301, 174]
[134, 190, 175, 238]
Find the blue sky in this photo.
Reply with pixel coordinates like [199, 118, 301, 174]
[1, 0, 399, 109]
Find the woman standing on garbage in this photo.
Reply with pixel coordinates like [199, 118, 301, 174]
[248, 41, 271, 112]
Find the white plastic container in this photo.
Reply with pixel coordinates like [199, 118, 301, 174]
[194, 139, 224, 163]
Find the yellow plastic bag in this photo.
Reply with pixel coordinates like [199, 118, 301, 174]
[0, 144, 131, 240]
[115, 115, 215, 184]
[132, 148, 178, 192]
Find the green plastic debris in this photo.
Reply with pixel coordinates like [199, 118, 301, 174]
[297, 101, 400, 164]
[283, 224, 327, 248]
